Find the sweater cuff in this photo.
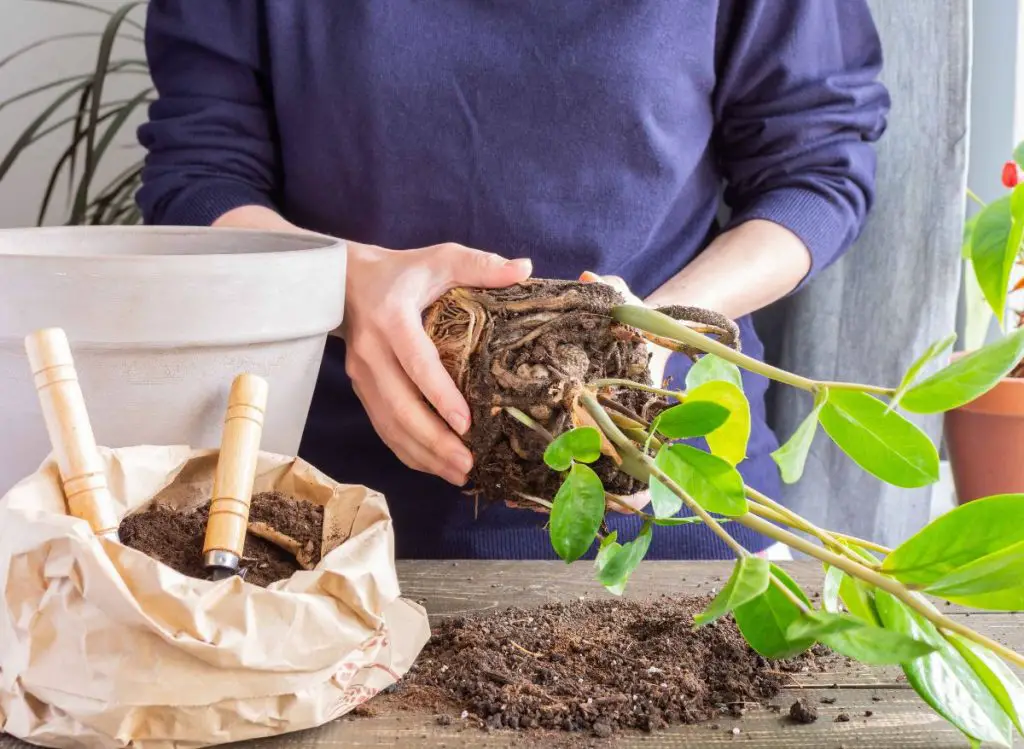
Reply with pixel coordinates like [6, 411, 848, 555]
[725, 187, 854, 293]
[159, 181, 277, 227]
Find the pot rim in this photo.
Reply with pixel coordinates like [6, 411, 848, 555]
[0, 225, 342, 261]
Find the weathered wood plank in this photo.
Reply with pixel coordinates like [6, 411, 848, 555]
[1, 561, 1019, 749]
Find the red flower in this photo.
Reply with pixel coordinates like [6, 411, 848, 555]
[1003, 161, 1021, 188]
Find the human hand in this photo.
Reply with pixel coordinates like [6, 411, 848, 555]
[341, 242, 533, 486]
[579, 271, 669, 387]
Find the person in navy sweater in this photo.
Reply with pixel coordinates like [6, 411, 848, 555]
[136, 1, 890, 560]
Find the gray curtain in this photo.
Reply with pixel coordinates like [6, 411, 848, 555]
[754, 0, 971, 548]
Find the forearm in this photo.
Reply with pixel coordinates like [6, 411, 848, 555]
[212, 204, 300, 232]
[645, 219, 812, 319]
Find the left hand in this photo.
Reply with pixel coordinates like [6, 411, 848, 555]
[579, 271, 670, 387]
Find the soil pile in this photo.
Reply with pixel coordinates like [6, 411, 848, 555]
[397, 595, 818, 736]
[119, 491, 323, 587]
[424, 279, 740, 506]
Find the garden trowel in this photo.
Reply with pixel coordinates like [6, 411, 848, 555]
[202, 373, 269, 581]
[24, 327, 120, 542]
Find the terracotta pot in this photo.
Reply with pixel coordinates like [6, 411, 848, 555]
[944, 361, 1024, 503]
[0, 226, 346, 495]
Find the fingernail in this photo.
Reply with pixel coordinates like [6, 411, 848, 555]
[506, 258, 533, 274]
[452, 451, 474, 474]
[579, 271, 599, 282]
[448, 411, 469, 435]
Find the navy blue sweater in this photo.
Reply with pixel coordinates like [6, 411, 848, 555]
[137, 0, 889, 559]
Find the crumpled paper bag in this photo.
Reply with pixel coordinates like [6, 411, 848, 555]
[0, 445, 430, 749]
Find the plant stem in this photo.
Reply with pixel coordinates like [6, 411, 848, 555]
[581, 393, 748, 557]
[817, 381, 896, 398]
[739, 513, 1024, 668]
[966, 187, 986, 208]
[504, 407, 555, 442]
[745, 488, 881, 569]
[611, 305, 817, 392]
[592, 378, 683, 400]
[515, 493, 553, 510]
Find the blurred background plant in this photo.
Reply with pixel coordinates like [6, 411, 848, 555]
[0, 0, 149, 227]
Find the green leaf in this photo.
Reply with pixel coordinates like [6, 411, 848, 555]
[655, 443, 748, 516]
[875, 592, 1013, 747]
[818, 389, 939, 488]
[970, 195, 1015, 322]
[686, 354, 743, 390]
[786, 611, 936, 665]
[685, 380, 750, 465]
[648, 474, 683, 518]
[693, 556, 771, 627]
[883, 494, 1024, 610]
[1016, 141, 1024, 171]
[595, 524, 653, 595]
[962, 212, 979, 259]
[654, 401, 730, 439]
[733, 565, 815, 659]
[900, 328, 1024, 414]
[771, 389, 827, 484]
[948, 634, 1024, 737]
[548, 464, 606, 563]
[822, 564, 843, 613]
[839, 571, 880, 625]
[923, 540, 1024, 608]
[543, 427, 602, 471]
[889, 334, 958, 410]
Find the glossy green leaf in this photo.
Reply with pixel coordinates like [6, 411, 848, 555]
[694, 556, 770, 627]
[655, 443, 748, 517]
[771, 389, 827, 483]
[543, 427, 602, 471]
[883, 494, 1024, 606]
[818, 389, 939, 488]
[923, 540, 1024, 609]
[686, 354, 743, 390]
[733, 565, 815, 660]
[948, 634, 1024, 737]
[786, 611, 936, 665]
[900, 328, 1024, 414]
[822, 564, 843, 613]
[654, 401, 730, 439]
[875, 592, 1013, 747]
[595, 523, 653, 595]
[549, 464, 605, 563]
[970, 195, 1014, 322]
[839, 571, 880, 625]
[685, 380, 750, 465]
[648, 474, 683, 518]
[962, 212, 979, 259]
[889, 334, 958, 410]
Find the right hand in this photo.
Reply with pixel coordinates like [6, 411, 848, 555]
[340, 241, 533, 486]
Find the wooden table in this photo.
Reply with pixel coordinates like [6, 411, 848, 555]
[2, 561, 1020, 748]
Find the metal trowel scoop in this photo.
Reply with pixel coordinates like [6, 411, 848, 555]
[202, 373, 269, 581]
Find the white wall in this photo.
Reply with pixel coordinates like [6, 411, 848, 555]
[0, 1, 147, 228]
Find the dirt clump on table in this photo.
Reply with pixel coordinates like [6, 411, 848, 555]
[382, 595, 817, 738]
[423, 279, 739, 507]
[119, 491, 323, 588]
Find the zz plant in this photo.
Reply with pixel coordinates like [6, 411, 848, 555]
[526, 304, 1024, 747]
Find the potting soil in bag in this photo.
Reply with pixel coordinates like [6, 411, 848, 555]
[0, 446, 430, 749]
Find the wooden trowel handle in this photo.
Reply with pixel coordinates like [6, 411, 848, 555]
[24, 328, 120, 540]
[203, 373, 269, 561]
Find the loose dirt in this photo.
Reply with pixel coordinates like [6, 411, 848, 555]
[370, 594, 824, 741]
[119, 491, 323, 587]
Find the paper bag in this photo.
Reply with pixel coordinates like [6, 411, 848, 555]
[0, 446, 431, 749]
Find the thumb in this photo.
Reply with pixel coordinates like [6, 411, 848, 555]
[444, 245, 533, 288]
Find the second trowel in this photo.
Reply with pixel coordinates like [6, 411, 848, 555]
[202, 373, 269, 581]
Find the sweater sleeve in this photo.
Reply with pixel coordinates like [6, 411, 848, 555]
[136, 0, 279, 226]
[713, 0, 890, 289]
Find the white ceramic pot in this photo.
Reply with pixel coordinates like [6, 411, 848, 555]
[0, 226, 346, 495]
